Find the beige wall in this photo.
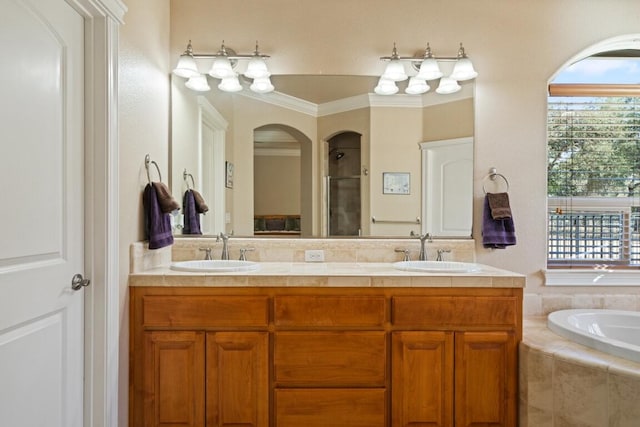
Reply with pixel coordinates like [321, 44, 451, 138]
[423, 98, 474, 142]
[254, 154, 301, 215]
[119, 1, 640, 424]
[119, 1, 170, 425]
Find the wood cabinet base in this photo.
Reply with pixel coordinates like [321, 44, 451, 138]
[130, 286, 522, 427]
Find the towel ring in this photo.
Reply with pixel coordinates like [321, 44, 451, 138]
[144, 154, 162, 184]
[183, 169, 195, 190]
[482, 167, 510, 194]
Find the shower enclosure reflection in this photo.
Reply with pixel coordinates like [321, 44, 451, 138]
[327, 132, 361, 236]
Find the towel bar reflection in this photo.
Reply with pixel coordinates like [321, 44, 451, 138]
[482, 167, 509, 193]
[183, 169, 195, 190]
[372, 216, 421, 225]
[144, 154, 162, 184]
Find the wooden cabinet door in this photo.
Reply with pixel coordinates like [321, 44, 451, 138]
[206, 332, 269, 427]
[143, 331, 205, 427]
[391, 331, 454, 427]
[454, 331, 517, 427]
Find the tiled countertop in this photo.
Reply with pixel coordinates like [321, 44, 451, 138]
[129, 261, 525, 288]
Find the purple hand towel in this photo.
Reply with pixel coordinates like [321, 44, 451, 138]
[182, 190, 202, 235]
[482, 194, 516, 249]
[143, 183, 174, 249]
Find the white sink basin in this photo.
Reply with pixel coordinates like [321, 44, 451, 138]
[392, 260, 481, 273]
[170, 260, 260, 272]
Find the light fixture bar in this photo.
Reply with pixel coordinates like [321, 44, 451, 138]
[192, 53, 270, 59]
[376, 42, 477, 96]
[379, 47, 468, 62]
[191, 40, 270, 59]
[173, 40, 274, 94]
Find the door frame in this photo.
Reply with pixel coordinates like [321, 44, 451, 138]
[66, 1, 125, 426]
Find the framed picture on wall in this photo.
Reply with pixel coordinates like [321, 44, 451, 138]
[383, 172, 410, 195]
[225, 161, 234, 189]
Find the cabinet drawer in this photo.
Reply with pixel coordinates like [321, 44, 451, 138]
[274, 331, 386, 386]
[275, 388, 386, 427]
[142, 295, 269, 328]
[274, 295, 386, 327]
[393, 296, 519, 328]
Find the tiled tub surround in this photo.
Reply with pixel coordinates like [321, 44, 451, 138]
[521, 317, 640, 427]
[524, 293, 640, 317]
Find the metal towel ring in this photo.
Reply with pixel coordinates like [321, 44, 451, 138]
[183, 169, 195, 190]
[482, 167, 510, 194]
[144, 154, 162, 184]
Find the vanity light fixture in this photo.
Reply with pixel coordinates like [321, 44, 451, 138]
[173, 40, 274, 94]
[375, 42, 477, 95]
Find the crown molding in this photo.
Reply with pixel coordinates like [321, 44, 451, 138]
[239, 79, 474, 117]
[239, 88, 318, 116]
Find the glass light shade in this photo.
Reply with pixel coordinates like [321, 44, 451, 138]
[244, 57, 271, 79]
[185, 74, 210, 92]
[435, 77, 461, 94]
[218, 75, 243, 92]
[381, 59, 408, 82]
[374, 78, 399, 95]
[208, 57, 235, 79]
[250, 76, 274, 93]
[450, 57, 478, 81]
[173, 54, 199, 78]
[415, 57, 443, 80]
[405, 77, 430, 95]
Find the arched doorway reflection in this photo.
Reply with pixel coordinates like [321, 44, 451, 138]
[326, 131, 361, 236]
[253, 124, 312, 236]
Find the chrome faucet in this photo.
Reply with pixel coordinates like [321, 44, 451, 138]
[199, 247, 213, 260]
[239, 247, 255, 261]
[217, 232, 230, 260]
[410, 231, 431, 261]
[394, 248, 411, 261]
[436, 249, 451, 261]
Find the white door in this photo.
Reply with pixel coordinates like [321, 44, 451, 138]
[421, 138, 473, 237]
[0, 1, 85, 426]
[199, 98, 227, 235]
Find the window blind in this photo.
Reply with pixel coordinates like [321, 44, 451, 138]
[547, 91, 640, 266]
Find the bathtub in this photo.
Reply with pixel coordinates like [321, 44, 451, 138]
[547, 309, 640, 363]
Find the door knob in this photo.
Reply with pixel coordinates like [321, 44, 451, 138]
[71, 273, 91, 291]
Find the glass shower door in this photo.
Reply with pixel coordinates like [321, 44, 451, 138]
[327, 176, 361, 236]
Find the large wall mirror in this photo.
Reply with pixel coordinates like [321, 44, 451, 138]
[170, 74, 474, 238]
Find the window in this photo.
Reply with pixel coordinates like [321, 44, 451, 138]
[547, 56, 640, 268]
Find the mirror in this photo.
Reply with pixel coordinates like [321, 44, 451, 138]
[170, 74, 474, 238]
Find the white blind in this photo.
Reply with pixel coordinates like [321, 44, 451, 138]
[547, 93, 640, 266]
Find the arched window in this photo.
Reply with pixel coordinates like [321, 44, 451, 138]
[547, 47, 640, 268]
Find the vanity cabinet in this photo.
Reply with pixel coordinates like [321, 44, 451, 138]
[140, 330, 268, 427]
[273, 295, 388, 427]
[130, 291, 270, 427]
[130, 287, 521, 427]
[392, 331, 517, 427]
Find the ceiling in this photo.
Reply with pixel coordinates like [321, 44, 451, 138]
[267, 75, 379, 104]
